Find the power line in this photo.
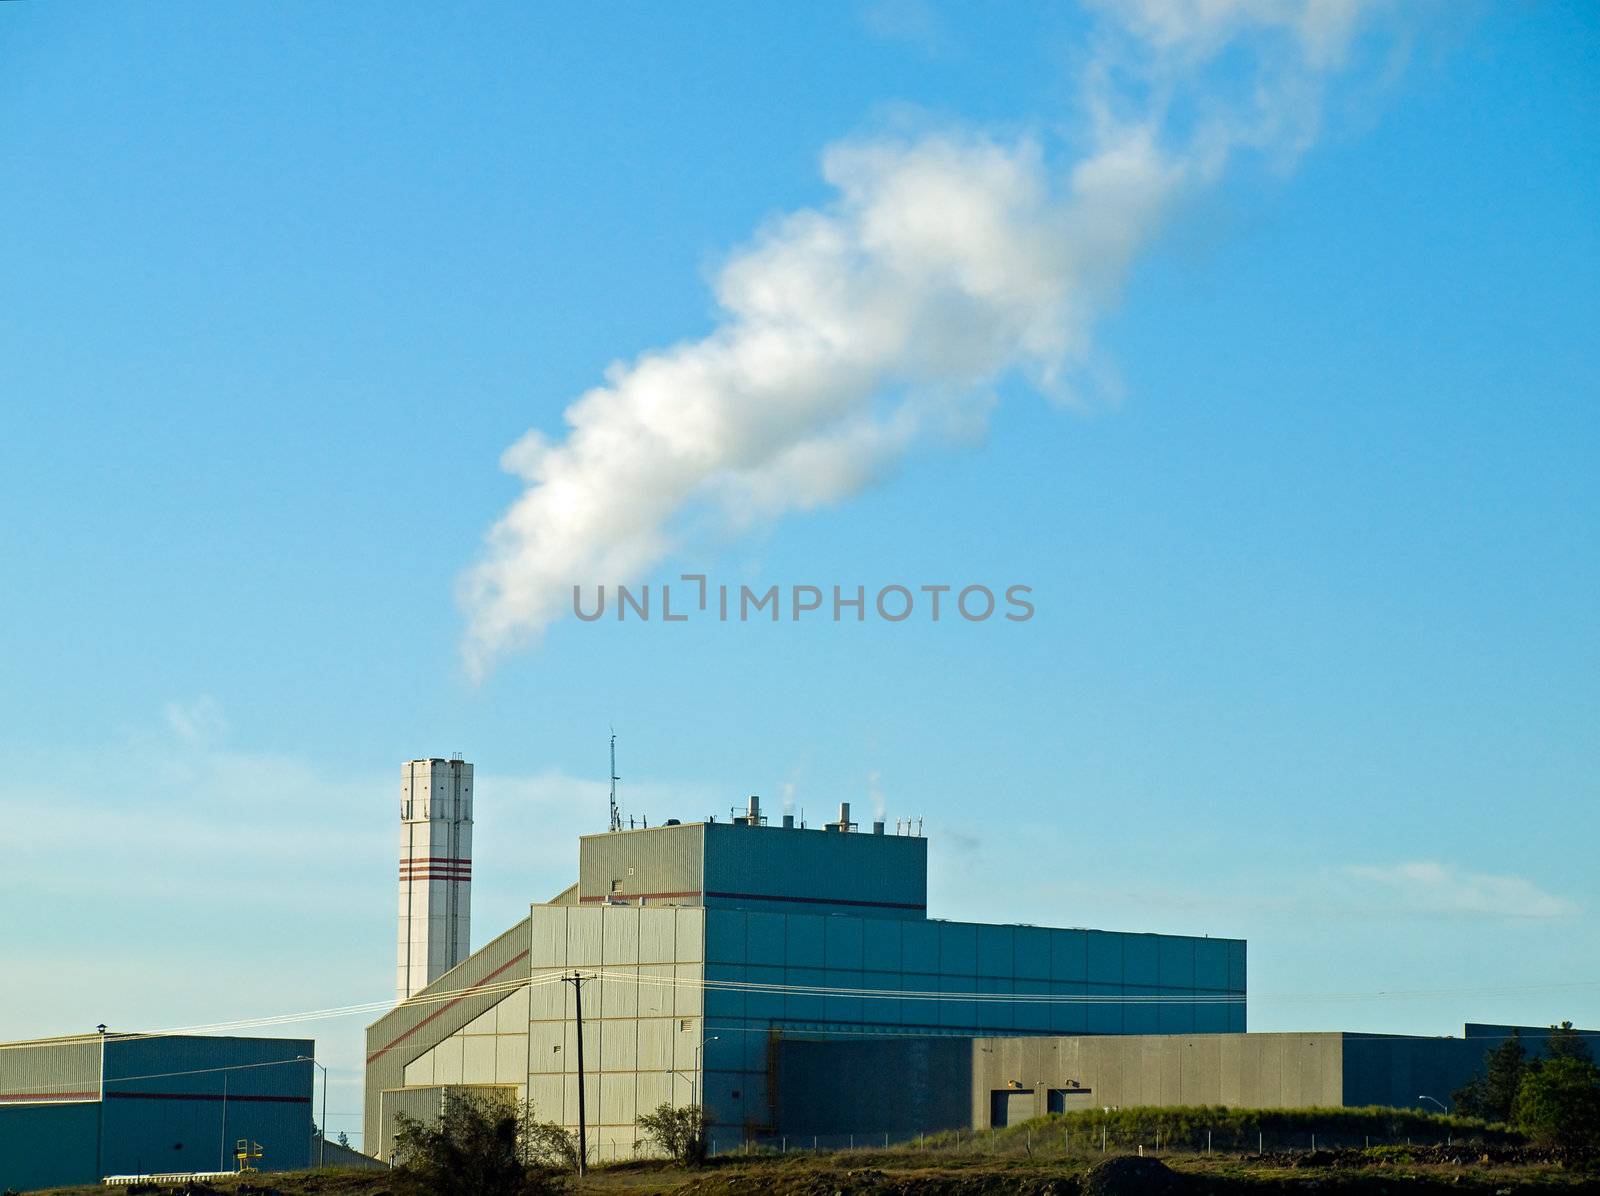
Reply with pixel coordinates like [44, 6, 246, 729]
[7, 970, 1595, 1056]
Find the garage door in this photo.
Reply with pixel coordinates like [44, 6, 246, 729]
[989, 1089, 1034, 1128]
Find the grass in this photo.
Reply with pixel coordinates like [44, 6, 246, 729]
[21, 1109, 1582, 1195]
[25, 1148, 1595, 1196]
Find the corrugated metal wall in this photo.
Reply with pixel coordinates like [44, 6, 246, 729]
[101, 1036, 313, 1177]
[0, 1038, 99, 1105]
[578, 823, 703, 906]
[526, 905, 705, 1162]
[0, 1035, 313, 1191]
[365, 915, 533, 1156]
[701, 823, 928, 920]
[0, 1101, 99, 1190]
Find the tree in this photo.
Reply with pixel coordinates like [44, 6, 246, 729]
[636, 1102, 709, 1165]
[336, 1131, 350, 1149]
[1453, 1030, 1526, 1122]
[1545, 1021, 1594, 1065]
[1513, 1056, 1600, 1150]
[393, 1089, 543, 1196]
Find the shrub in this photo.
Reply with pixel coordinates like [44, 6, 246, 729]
[394, 1088, 548, 1196]
[636, 1102, 709, 1165]
[520, 1114, 580, 1169]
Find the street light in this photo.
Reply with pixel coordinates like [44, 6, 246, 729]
[296, 1056, 328, 1167]
[692, 1036, 719, 1109]
[1418, 1094, 1448, 1113]
[668, 1035, 720, 1108]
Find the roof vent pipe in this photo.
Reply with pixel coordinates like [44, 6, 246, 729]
[872, 820, 885, 835]
[748, 794, 761, 823]
[781, 814, 794, 829]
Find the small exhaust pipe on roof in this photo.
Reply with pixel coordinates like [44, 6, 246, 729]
[782, 814, 794, 829]
[872, 820, 885, 835]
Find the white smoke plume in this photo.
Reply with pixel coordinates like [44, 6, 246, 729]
[460, 1, 1386, 676]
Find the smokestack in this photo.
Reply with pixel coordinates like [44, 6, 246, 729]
[826, 802, 854, 832]
[782, 814, 794, 829]
[397, 757, 473, 1001]
[748, 794, 761, 823]
[873, 820, 885, 835]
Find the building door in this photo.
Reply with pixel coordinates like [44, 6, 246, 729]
[989, 1089, 1033, 1128]
[1048, 1087, 1093, 1114]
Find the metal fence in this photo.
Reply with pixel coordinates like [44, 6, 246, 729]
[711, 1123, 1476, 1159]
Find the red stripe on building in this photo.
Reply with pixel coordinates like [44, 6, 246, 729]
[367, 950, 530, 1065]
[104, 1091, 310, 1104]
[577, 889, 925, 911]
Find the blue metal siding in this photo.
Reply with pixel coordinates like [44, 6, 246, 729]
[824, 918, 863, 970]
[102, 1037, 313, 1176]
[705, 912, 747, 965]
[784, 917, 824, 968]
[901, 921, 940, 974]
[701, 823, 927, 920]
[1122, 935, 1160, 986]
[0, 1036, 313, 1191]
[1085, 931, 1122, 980]
[938, 923, 978, 975]
[746, 912, 787, 966]
[976, 924, 1014, 978]
[1050, 982, 1088, 1034]
[1014, 927, 1051, 980]
[861, 919, 901, 972]
[1195, 938, 1229, 990]
[1051, 929, 1088, 981]
[698, 908, 1244, 1146]
[0, 1102, 99, 1191]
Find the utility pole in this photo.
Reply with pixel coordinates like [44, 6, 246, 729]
[563, 973, 590, 1175]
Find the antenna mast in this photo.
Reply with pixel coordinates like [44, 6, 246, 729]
[608, 732, 622, 832]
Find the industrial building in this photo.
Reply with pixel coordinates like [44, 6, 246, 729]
[776, 1023, 1600, 1138]
[365, 780, 1247, 1160]
[0, 1033, 316, 1192]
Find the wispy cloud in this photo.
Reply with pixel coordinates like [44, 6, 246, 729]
[458, 1, 1399, 676]
[1341, 861, 1580, 920]
[162, 694, 228, 746]
[861, 0, 948, 57]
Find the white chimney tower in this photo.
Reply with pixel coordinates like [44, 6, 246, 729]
[397, 757, 473, 1002]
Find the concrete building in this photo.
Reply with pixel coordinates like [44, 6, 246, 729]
[776, 1023, 1600, 1138]
[365, 794, 1246, 1160]
[398, 757, 473, 1001]
[0, 1033, 315, 1192]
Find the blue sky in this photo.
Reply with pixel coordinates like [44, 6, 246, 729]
[1, 2, 1596, 1145]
